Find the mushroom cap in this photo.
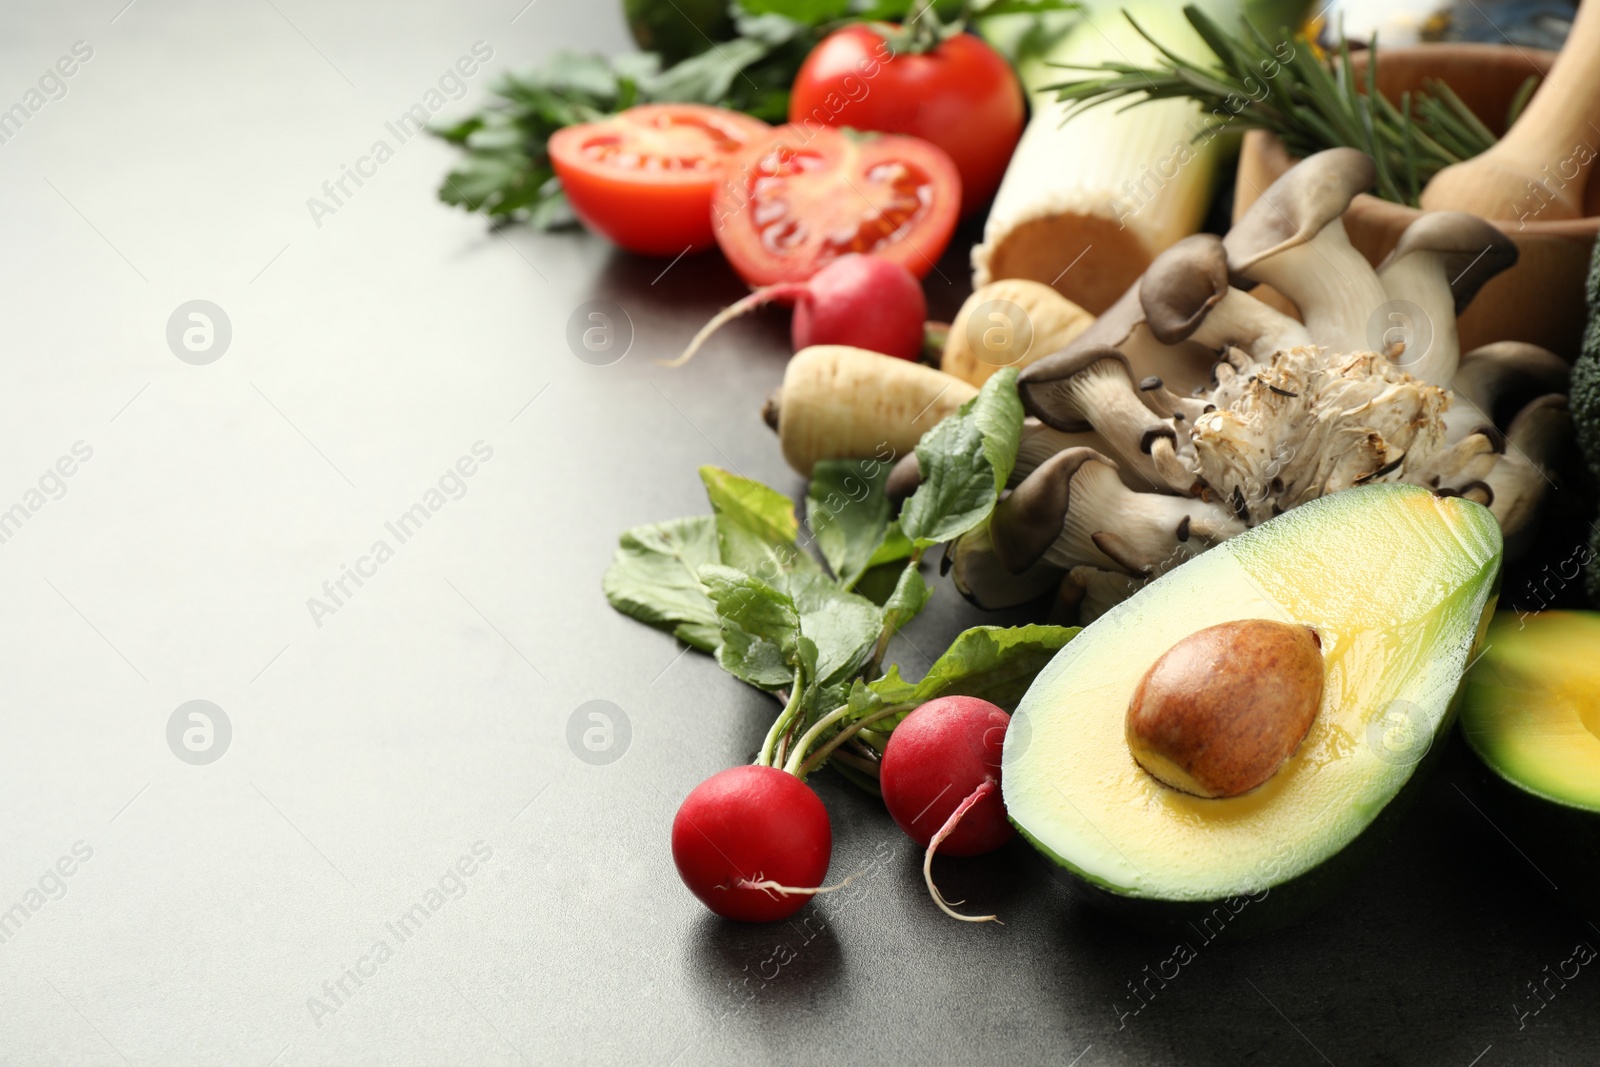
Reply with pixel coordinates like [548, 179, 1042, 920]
[1016, 345, 1135, 432]
[1073, 282, 1145, 350]
[1378, 211, 1519, 315]
[989, 447, 1114, 573]
[1224, 148, 1376, 276]
[1140, 234, 1230, 345]
[1459, 342, 1568, 425]
[1064, 566, 1142, 624]
[1455, 341, 1570, 398]
[884, 452, 922, 505]
[1506, 392, 1571, 456]
[945, 525, 1063, 610]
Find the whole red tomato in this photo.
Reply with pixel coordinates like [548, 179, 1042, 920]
[788, 24, 1024, 216]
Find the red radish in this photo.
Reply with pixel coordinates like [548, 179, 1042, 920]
[879, 695, 1015, 923]
[671, 764, 835, 922]
[660, 254, 927, 367]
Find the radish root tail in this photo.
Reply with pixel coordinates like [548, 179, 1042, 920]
[923, 779, 1003, 924]
[731, 871, 857, 901]
[656, 286, 804, 368]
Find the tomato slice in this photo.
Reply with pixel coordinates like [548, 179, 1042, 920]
[549, 104, 770, 257]
[710, 126, 961, 286]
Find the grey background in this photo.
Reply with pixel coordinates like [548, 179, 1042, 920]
[0, 1, 1596, 1064]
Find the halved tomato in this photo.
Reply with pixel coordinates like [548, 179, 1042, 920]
[549, 104, 769, 257]
[710, 125, 961, 286]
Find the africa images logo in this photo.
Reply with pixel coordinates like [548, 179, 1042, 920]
[305, 841, 495, 1026]
[305, 42, 494, 229]
[306, 442, 494, 627]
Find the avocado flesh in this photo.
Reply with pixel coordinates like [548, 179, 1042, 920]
[1004, 484, 1503, 907]
[1462, 611, 1600, 812]
[1460, 612, 1600, 915]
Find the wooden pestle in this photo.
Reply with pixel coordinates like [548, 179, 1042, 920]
[1420, 0, 1600, 221]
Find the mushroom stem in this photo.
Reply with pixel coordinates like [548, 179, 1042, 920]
[1236, 221, 1388, 355]
[1191, 288, 1315, 359]
[1117, 328, 1216, 399]
[1373, 252, 1461, 385]
[1136, 376, 1210, 423]
[1139, 235, 1318, 360]
[1375, 213, 1517, 386]
[1013, 419, 1152, 490]
[1018, 347, 1187, 489]
[1061, 283, 1215, 397]
[992, 449, 1243, 578]
[1408, 431, 1499, 491]
[1148, 435, 1199, 495]
[1224, 149, 1386, 355]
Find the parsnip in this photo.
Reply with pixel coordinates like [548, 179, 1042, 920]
[942, 279, 1094, 387]
[763, 346, 978, 476]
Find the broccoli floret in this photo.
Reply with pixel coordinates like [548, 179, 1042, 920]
[1576, 240, 1600, 604]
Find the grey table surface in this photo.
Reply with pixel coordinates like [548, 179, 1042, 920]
[1, 2, 1596, 1065]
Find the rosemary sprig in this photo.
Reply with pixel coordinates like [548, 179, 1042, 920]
[1043, 5, 1509, 207]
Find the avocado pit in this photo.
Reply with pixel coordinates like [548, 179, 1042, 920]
[1126, 619, 1324, 799]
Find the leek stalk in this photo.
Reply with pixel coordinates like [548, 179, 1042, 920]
[972, 0, 1311, 312]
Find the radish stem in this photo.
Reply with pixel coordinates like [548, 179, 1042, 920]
[791, 703, 908, 778]
[782, 702, 854, 775]
[923, 779, 1003, 924]
[843, 737, 880, 763]
[656, 285, 806, 368]
[757, 675, 806, 768]
[855, 727, 892, 752]
[832, 762, 882, 797]
[828, 749, 881, 778]
[774, 721, 795, 769]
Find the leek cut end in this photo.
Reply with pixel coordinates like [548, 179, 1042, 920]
[973, 212, 1154, 315]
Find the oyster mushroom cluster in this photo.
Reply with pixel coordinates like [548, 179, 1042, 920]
[952, 148, 1574, 621]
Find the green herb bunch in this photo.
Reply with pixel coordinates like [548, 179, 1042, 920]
[432, 0, 1077, 226]
[603, 370, 1078, 788]
[431, 10, 814, 227]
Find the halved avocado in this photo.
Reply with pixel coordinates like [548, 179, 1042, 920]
[1461, 611, 1600, 915]
[1004, 484, 1503, 933]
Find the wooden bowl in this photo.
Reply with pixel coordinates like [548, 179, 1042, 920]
[1234, 44, 1599, 359]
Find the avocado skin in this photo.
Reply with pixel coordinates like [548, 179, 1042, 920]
[1465, 747, 1600, 924]
[1575, 239, 1600, 605]
[1018, 712, 1457, 938]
